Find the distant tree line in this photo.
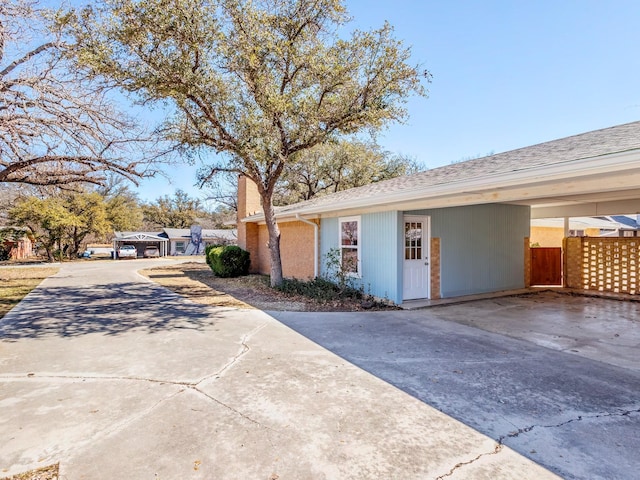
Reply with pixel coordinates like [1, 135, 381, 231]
[4, 184, 233, 261]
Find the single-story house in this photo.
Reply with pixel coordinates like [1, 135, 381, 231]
[604, 215, 640, 237]
[238, 121, 640, 305]
[530, 217, 624, 246]
[163, 227, 237, 255]
[0, 227, 34, 260]
[113, 227, 237, 257]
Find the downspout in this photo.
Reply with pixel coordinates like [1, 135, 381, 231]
[296, 214, 319, 278]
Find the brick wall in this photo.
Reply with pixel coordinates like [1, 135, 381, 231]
[237, 175, 262, 253]
[564, 237, 583, 289]
[531, 226, 601, 247]
[524, 237, 531, 287]
[430, 237, 441, 299]
[237, 176, 317, 279]
[5, 237, 33, 260]
[256, 220, 318, 280]
[565, 236, 640, 294]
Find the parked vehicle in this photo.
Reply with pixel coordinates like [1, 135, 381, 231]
[143, 246, 160, 258]
[118, 244, 137, 259]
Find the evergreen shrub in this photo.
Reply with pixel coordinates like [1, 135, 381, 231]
[207, 245, 250, 277]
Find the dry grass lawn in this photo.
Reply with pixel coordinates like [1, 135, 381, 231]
[0, 267, 59, 319]
[140, 262, 396, 311]
[139, 262, 313, 311]
[0, 463, 59, 480]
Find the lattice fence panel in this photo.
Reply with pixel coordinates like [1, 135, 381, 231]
[581, 238, 639, 294]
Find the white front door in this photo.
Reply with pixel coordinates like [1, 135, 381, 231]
[403, 216, 430, 300]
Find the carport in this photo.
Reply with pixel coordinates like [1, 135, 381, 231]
[112, 232, 169, 257]
[521, 126, 640, 294]
[421, 133, 640, 294]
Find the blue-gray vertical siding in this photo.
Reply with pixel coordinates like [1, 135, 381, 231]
[320, 211, 402, 303]
[360, 211, 402, 302]
[407, 204, 530, 298]
[320, 203, 530, 303]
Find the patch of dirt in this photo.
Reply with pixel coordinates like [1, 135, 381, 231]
[1, 463, 59, 480]
[140, 262, 398, 311]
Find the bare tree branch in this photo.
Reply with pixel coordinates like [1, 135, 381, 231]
[0, 0, 164, 188]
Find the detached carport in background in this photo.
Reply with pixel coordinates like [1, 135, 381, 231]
[112, 232, 169, 257]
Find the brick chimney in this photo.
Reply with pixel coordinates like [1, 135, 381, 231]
[237, 175, 261, 260]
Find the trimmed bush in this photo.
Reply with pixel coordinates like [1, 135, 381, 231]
[207, 245, 250, 277]
[205, 244, 224, 266]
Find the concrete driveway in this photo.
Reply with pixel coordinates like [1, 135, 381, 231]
[0, 260, 558, 479]
[271, 293, 640, 480]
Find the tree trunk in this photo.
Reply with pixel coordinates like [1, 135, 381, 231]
[261, 193, 284, 287]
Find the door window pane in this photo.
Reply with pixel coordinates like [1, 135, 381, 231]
[405, 222, 423, 260]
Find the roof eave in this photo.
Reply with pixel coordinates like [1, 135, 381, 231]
[242, 149, 640, 223]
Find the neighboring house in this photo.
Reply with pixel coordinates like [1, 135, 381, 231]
[530, 217, 623, 247]
[606, 215, 640, 237]
[238, 121, 640, 305]
[0, 227, 33, 260]
[163, 227, 237, 255]
[113, 227, 237, 257]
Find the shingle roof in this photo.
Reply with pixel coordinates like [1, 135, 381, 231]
[162, 228, 237, 240]
[610, 215, 639, 228]
[249, 120, 640, 220]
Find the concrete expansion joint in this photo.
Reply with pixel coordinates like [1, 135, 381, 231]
[168, 322, 273, 431]
[434, 443, 503, 479]
[187, 385, 273, 430]
[0, 372, 194, 387]
[498, 406, 640, 442]
[3, 372, 273, 431]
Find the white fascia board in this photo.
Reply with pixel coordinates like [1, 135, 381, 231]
[243, 149, 640, 222]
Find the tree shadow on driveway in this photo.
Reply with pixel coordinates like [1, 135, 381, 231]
[269, 309, 640, 480]
[0, 282, 220, 340]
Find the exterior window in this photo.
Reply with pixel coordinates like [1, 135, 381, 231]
[175, 241, 186, 253]
[339, 216, 361, 276]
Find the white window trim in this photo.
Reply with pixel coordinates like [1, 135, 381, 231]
[338, 215, 362, 278]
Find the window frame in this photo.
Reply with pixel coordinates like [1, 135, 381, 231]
[338, 215, 361, 278]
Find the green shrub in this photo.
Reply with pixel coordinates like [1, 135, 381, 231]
[205, 244, 224, 266]
[207, 245, 250, 277]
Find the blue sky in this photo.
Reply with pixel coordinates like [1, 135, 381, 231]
[135, 0, 640, 202]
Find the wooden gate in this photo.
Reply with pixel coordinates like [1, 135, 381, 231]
[530, 247, 562, 285]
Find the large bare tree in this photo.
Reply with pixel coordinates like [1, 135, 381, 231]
[66, 0, 428, 286]
[0, 0, 154, 188]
